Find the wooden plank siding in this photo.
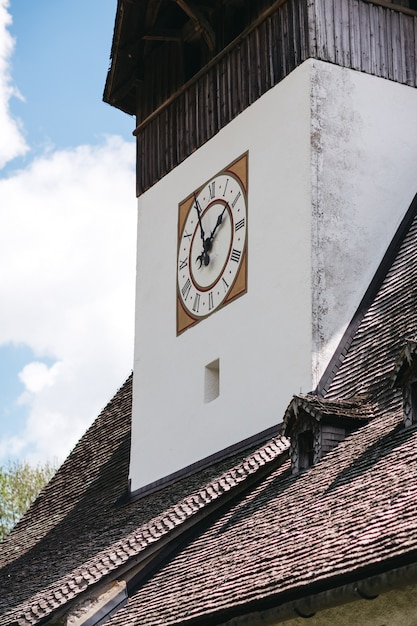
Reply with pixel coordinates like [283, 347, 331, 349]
[310, 0, 417, 83]
[134, 0, 417, 196]
[321, 424, 347, 455]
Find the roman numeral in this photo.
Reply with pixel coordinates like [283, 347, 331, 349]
[235, 218, 245, 232]
[208, 292, 214, 311]
[192, 293, 200, 313]
[181, 279, 191, 300]
[222, 178, 229, 197]
[230, 248, 241, 263]
[232, 191, 241, 208]
[222, 277, 229, 292]
[179, 258, 188, 271]
[183, 229, 192, 239]
[208, 181, 215, 199]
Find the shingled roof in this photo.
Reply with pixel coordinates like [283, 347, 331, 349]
[101, 191, 417, 625]
[1, 196, 417, 624]
[106, 406, 417, 626]
[0, 376, 289, 626]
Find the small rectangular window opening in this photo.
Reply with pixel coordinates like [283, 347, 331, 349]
[411, 381, 417, 423]
[298, 431, 314, 471]
[205, 359, 220, 403]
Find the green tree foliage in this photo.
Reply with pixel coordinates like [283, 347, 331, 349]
[0, 460, 57, 541]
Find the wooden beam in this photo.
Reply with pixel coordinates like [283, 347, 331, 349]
[145, 0, 164, 30]
[109, 75, 143, 107]
[175, 0, 215, 50]
[143, 29, 182, 41]
[362, 0, 417, 16]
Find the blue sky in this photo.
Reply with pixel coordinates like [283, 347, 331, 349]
[0, 0, 137, 465]
[5, 0, 134, 172]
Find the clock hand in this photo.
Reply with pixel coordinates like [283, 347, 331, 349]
[195, 193, 212, 268]
[196, 238, 211, 268]
[194, 193, 205, 243]
[208, 202, 229, 243]
[196, 202, 229, 268]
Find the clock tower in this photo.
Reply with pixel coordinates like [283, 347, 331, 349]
[104, 0, 417, 494]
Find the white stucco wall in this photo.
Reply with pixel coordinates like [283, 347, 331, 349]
[311, 60, 417, 382]
[130, 58, 417, 491]
[130, 62, 312, 490]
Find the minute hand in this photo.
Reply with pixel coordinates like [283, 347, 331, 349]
[209, 202, 229, 242]
[194, 193, 205, 242]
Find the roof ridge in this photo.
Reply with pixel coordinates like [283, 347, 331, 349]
[316, 192, 417, 396]
[292, 393, 373, 407]
[283, 394, 376, 433]
[17, 435, 289, 626]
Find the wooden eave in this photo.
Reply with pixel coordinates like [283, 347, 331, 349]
[103, 0, 220, 114]
[103, 0, 144, 115]
[103, 0, 417, 118]
[283, 395, 374, 436]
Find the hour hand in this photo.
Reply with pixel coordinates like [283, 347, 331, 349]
[196, 236, 212, 268]
[196, 249, 210, 268]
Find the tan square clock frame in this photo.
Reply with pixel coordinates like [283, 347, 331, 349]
[177, 152, 248, 335]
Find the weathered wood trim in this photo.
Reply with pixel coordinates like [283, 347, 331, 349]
[310, 0, 417, 83]
[135, 0, 417, 196]
[134, 0, 290, 136]
[364, 0, 417, 17]
[135, 0, 309, 194]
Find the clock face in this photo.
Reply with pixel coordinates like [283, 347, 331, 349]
[177, 154, 248, 334]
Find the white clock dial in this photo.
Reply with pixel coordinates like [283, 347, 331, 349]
[177, 171, 247, 319]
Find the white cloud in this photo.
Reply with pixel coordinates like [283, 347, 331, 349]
[0, 0, 28, 168]
[18, 361, 62, 395]
[0, 137, 137, 465]
[0, 1, 137, 465]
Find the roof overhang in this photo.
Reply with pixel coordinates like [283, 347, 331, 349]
[103, 0, 218, 115]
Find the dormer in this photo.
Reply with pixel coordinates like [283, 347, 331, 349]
[283, 396, 373, 475]
[392, 338, 417, 428]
